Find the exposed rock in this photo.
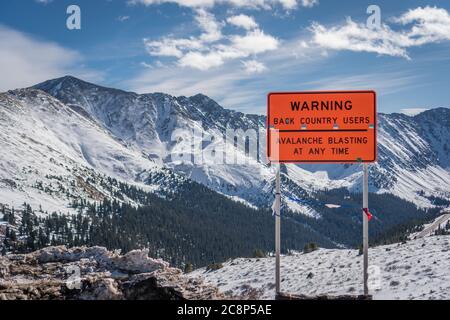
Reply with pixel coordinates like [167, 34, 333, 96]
[0, 246, 226, 300]
[111, 249, 169, 274]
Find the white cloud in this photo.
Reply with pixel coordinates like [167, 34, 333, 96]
[172, 29, 278, 70]
[227, 14, 258, 30]
[229, 29, 279, 55]
[126, 39, 326, 113]
[394, 6, 450, 45]
[195, 8, 223, 42]
[0, 25, 101, 92]
[145, 38, 203, 58]
[179, 51, 225, 70]
[144, 10, 279, 71]
[144, 9, 220, 60]
[35, 0, 53, 4]
[129, 0, 216, 8]
[300, 0, 318, 8]
[130, 4, 450, 114]
[310, 19, 410, 59]
[129, 0, 318, 10]
[141, 62, 154, 68]
[242, 60, 267, 73]
[117, 16, 131, 22]
[137, 0, 319, 72]
[310, 6, 450, 59]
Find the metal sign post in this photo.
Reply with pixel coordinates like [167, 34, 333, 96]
[267, 91, 377, 299]
[275, 163, 281, 295]
[363, 164, 369, 295]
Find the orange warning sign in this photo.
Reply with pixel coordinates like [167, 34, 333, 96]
[267, 91, 377, 163]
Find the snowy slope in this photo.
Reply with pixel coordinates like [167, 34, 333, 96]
[0, 88, 184, 213]
[192, 235, 450, 300]
[411, 212, 450, 239]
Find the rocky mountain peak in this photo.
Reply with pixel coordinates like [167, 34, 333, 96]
[3, 76, 450, 216]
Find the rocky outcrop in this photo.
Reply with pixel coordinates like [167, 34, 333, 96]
[0, 246, 225, 300]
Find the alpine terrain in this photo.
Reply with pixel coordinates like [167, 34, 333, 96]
[1, 76, 450, 267]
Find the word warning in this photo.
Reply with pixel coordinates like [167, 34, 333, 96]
[267, 91, 377, 163]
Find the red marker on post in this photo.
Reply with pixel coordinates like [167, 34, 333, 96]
[363, 208, 373, 222]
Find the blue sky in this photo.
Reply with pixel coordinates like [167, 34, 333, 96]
[1, 0, 450, 115]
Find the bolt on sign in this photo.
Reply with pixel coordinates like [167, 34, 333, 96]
[267, 91, 377, 163]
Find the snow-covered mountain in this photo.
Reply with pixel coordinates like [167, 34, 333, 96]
[37, 76, 450, 208]
[32, 76, 347, 216]
[0, 87, 187, 213]
[300, 110, 450, 207]
[1, 76, 450, 217]
[192, 234, 450, 300]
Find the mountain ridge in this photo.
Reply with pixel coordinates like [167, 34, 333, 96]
[2, 75, 449, 214]
[1, 76, 449, 263]
[31, 75, 449, 118]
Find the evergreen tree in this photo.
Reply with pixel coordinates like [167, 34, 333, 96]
[184, 263, 193, 274]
